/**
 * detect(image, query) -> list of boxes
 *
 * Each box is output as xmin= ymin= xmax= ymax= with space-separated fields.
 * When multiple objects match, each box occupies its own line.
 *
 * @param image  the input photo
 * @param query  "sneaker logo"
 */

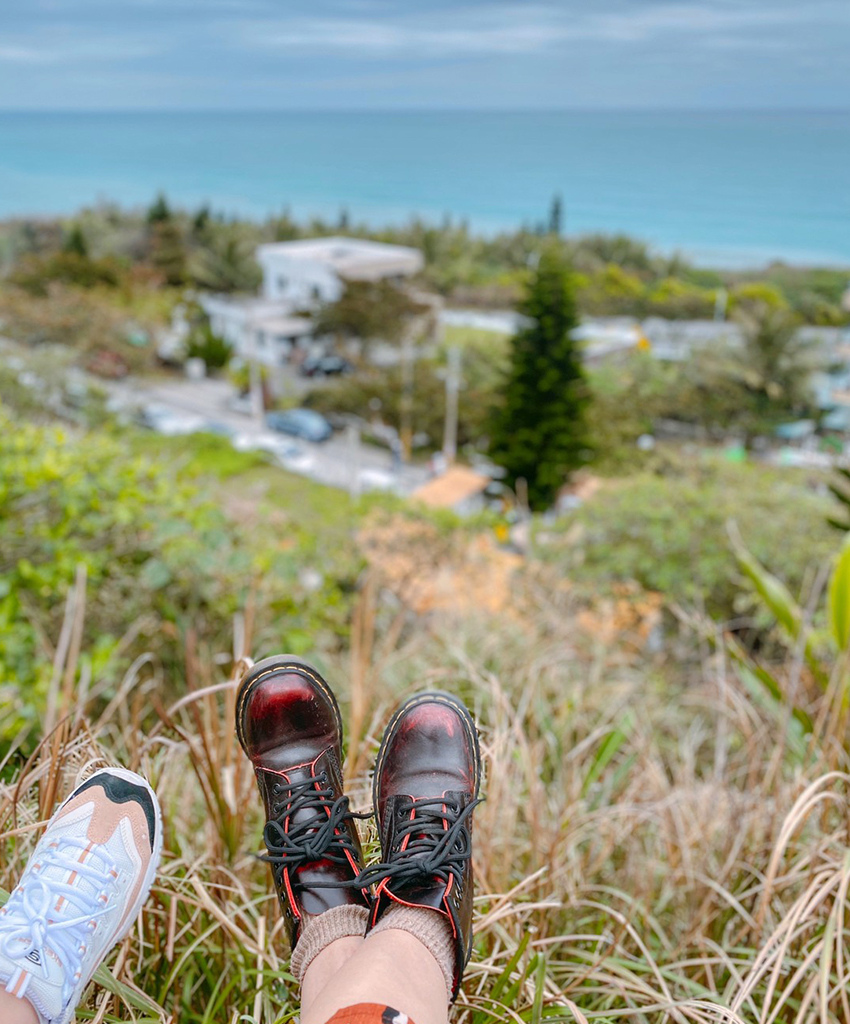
xmin=25 ymin=950 xmax=42 ymax=966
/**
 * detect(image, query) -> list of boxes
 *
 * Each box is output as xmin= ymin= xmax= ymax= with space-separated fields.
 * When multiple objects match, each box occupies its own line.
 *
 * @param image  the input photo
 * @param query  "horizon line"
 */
xmin=1 ymin=106 xmax=849 ymax=116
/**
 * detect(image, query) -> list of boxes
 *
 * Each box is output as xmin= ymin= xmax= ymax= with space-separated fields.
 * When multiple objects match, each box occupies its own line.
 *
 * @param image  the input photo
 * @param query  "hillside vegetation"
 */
xmin=4 ymin=405 xmax=850 ymax=1023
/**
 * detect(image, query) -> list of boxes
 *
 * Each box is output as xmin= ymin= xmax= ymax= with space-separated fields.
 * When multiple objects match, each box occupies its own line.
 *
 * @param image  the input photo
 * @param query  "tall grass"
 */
xmin=3 ymin=563 xmax=850 ymax=1024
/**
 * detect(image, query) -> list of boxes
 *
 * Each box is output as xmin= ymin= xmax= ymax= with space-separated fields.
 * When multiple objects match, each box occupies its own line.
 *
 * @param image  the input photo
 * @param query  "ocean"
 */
xmin=0 ymin=110 xmax=848 ymax=268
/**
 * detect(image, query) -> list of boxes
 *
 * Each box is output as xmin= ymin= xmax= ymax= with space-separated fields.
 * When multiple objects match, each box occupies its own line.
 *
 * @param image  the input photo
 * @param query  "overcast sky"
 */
xmin=1 ymin=0 xmax=848 ymax=111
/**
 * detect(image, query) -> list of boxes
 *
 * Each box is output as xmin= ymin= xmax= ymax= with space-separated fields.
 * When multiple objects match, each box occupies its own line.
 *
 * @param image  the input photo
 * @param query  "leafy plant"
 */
xmin=185 ymin=322 xmax=234 ymax=370
xmin=547 ymin=456 xmax=836 ymax=618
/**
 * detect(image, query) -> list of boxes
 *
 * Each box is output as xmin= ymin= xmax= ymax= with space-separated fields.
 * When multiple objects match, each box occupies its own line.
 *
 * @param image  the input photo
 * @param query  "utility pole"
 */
xmin=346 ymin=421 xmax=361 ymax=499
xmin=247 ymin=319 xmax=264 ymax=429
xmin=442 ymin=343 xmax=462 ymax=463
xmin=399 ymin=331 xmax=414 ymax=461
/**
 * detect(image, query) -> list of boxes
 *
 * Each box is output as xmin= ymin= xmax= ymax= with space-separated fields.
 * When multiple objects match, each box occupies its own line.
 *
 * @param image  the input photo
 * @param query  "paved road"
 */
xmin=108 ymin=376 xmax=431 ymax=495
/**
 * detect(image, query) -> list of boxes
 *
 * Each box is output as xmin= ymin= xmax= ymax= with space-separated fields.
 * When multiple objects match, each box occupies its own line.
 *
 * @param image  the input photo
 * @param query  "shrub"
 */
xmin=8 ymin=251 xmax=124 ymax=295
xmin=575 ymin=263 xmax=646 ymax=316
xmin=544 ymin=456 xmax=836 ymax=617
xmin=644 ymin=276 xmax=716 ymax=319
xmin=0 ymin=410 xmax=355 ymax=742
xmin=185 ymin=322 xmax=234 ymax=370
xmin=0 ymin=284 xmax=152 ymax=374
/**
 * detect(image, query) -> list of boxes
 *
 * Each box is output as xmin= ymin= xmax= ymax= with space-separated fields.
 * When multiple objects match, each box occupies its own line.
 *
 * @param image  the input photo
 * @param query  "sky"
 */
xmin=1 ymin=0 xmax=848 ymax=111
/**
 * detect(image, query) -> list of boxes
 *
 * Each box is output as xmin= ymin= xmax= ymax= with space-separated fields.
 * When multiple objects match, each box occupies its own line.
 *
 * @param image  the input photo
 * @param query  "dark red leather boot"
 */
xmin=236 ymin=655 xmax=371 ymax=944
xmin=364 ymin=691 xmax=481 ymax=999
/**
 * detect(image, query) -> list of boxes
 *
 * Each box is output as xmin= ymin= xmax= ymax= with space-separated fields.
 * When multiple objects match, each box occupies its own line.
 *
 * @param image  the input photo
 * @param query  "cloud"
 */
xmin=229 ymin=1 xmax=848 ymax=59
xmin=235 ymin=7 xmax=564 ymax=57
xmin=0 ymin=45 xmax=53 ymax=64
xmin=2 ymin=0 xmax=848 ymax=109
xmin=0 ymin=33 xmax=169 ymax=65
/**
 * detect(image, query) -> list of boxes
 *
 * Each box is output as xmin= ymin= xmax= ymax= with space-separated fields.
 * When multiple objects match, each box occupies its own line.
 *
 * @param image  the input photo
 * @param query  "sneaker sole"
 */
xmin=372 ymin=690 xmax=482 ymax=815
xmin=234 ymin=654 xmax=344 ymax=758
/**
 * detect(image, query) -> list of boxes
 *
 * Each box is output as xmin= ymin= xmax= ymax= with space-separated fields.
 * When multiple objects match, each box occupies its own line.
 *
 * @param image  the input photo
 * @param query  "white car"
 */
xmin=233 ymin=432 xmax=315 ymax=474
xmin=140 ymin=403 xmax=205 ymax=436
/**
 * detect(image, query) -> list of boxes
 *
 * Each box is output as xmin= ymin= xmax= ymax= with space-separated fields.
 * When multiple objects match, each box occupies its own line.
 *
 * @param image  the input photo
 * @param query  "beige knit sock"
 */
xmin=290 ymin=905 xmax=370 ymax=983
xmin=369 ymin=904 xmax=456 ymax=1000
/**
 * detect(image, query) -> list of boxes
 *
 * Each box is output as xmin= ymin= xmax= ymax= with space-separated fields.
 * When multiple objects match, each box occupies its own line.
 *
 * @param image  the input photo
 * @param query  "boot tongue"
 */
xmin=281 ymin=760 xmax=326 ymax=834
xmin=386 ymin=877 xmax=447 ymax=910
xmin=278 ymin=757 xmax=358 ymax=916
xmin=382 ymin=794 xmax=454 ymax=906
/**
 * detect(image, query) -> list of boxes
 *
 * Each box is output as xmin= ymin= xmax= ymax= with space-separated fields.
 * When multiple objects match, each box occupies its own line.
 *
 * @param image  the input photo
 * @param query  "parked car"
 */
xmin=139 ymin=403 xmax=205 ymax=436
xmin=233 ymin=432 xmax=315 ymax=473
xmin=200 ymin=419 xmax=236 ymax=438
xmin=265 ymin=408 xmax=333 ymax=442
xmin=299 ymin=355 xmax=354 ymax=378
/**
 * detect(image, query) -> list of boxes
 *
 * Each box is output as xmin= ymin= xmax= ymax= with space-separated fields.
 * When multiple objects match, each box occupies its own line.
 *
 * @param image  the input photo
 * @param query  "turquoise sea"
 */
xmin=0 ymin=111 xmax=848 ymax=268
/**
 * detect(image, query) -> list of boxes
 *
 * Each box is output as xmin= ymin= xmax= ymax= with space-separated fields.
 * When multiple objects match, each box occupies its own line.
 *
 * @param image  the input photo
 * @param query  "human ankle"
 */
xmin=369 ymin=905 xmax=454 ymax=1002
xmin=0 ymin=988 xmax=42 ymax=1024
xmin=291 ymin=904 xmax=370 ymax=983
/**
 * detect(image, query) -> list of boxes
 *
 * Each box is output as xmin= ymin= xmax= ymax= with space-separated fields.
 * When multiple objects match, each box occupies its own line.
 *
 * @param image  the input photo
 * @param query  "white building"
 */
xmin=258 ymin=237 xmax=423 ymax=306
xmin=200 ymin=236 xmax=424 ymax=366
xmin=202 ymin=296 xmax=314 ymax=367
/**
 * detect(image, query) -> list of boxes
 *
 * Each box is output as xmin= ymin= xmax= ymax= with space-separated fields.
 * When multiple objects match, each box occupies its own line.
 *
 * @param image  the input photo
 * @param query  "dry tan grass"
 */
xmin=3 ymin=572 xmax=850 ymax=1024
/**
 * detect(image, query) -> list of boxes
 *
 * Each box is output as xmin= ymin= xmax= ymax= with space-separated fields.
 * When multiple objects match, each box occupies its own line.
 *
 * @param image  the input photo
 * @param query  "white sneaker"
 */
xmin=0 ymin=767 xmax=163 ymax=1024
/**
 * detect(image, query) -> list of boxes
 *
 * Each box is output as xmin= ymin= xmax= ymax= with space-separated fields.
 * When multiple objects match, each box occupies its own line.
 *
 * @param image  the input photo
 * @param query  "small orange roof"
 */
xmin=412 ymin=466 xmax=490 ymax=509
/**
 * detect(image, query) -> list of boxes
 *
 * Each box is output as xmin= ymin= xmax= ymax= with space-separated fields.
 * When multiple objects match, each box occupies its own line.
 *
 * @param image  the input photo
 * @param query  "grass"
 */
xmin=4 ymin=544 xmax=850 ymax=1024
xmin=4 ymin=401 xmax=850 ymax=1023
xmin=126 ymin=430 xmax=270 ymax=480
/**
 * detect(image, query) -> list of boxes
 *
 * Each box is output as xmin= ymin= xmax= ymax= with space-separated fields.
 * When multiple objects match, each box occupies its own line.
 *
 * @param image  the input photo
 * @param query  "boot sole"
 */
xmin=372 ymin=690 xmax=482 ymax=814
xmin=235 ymin=654 xmax=344 ymax=757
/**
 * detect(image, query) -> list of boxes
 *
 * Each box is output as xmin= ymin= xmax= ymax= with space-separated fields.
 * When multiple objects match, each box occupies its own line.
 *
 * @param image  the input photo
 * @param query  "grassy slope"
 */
xmin=3 ymin=427 xmax=850 ymax=1022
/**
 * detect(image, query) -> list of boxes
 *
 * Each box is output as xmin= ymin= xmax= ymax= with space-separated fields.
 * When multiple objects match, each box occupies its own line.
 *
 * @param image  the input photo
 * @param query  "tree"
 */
xmin=63 ymin=224 xmax=89 ymax=258
xmin=548 ymin=194 xmax=563 ymax=236
xmin=691 ymin=305 xmax=821 ymax=439
xmin=147 ymin=192 xmax=172 ymax=224
xmin=489 ymin=244 xmax=590 ymax=509
xmin=185 ymin=321 xmax=234 ymax=371
xmin=191 ymin=229 xmax=261 ymax=293
xmin=192 ymin=204 xmax=211 ymax=239
xmin=149 ymin=220 xmax=187 ymax=285
xmin=312 ymin=280 xmax=428 ymax=349
xmin=144 ymin=193 xmax=187 ymax=285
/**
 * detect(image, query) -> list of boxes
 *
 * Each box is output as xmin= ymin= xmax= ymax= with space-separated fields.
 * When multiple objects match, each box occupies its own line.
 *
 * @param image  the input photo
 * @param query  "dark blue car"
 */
xmin=265 ymin=408 xmax=333 ymax=443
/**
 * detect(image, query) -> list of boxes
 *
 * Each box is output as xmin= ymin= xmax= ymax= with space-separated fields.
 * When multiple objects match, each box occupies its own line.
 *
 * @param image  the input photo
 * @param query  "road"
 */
xmin=107 ymin=375 xmax=431 ymax=495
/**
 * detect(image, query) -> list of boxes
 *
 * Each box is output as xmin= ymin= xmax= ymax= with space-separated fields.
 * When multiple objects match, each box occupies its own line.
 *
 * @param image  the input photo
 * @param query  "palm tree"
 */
xmin=191 ymin=230 xmax=261 ymax=294
xmin=693 ymin=307 xmax=823 ymax=438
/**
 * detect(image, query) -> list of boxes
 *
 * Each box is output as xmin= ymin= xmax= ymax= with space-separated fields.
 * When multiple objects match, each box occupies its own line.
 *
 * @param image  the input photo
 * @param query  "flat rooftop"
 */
xmin=256 ymin=237 xmax=424 ymax=281
xmin=412 ymin=465 xmax=490 ymax=509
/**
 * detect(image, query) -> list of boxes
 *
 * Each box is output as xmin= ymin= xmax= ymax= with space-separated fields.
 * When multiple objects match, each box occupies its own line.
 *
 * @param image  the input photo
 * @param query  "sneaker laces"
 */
xmin=355 ymin=795 xmax=480 ymax=891
xmin=0 ymin=839 xmax=118 ymax=1004
xmin=262 ymin=773 xmax=369 ymax=888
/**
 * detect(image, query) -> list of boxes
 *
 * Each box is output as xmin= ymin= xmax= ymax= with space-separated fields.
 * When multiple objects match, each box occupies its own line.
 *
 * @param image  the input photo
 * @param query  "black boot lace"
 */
xmin=262 ymin=773 xmax=369 ymax=889
xmin=355 ymin=795 xmax=481 ymax=891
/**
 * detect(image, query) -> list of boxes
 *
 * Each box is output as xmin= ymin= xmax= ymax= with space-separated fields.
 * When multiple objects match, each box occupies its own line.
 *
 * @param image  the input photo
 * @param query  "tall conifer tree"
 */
xmin=490 ymin=244 xmax=589 ymax=510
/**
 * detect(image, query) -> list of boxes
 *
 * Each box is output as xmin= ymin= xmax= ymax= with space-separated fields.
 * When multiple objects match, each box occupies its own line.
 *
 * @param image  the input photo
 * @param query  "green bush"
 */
xmin=543 ymin=456 xmax=836 ymax=617
xmin=586 ymin=353 xmax=680 ymax=471
xmin=575 ymin=263 xmax=646 ymax=316
xmin=644 ymin=276 xmax=716 ymax=319
xmin=0 ymin=409 xmax=355 ymax=742
xmin=8 ymin=251 xmax=125 ymax=295
xmin=185 ymin=322 xmax=234 ymax=370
